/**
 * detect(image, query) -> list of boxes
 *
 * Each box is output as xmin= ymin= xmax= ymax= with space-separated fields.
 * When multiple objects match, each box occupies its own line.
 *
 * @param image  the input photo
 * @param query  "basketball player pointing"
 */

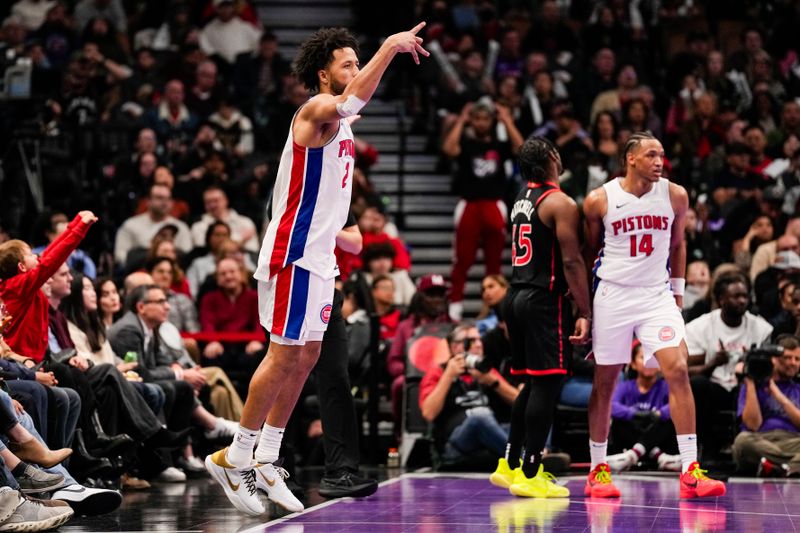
xmin=206 ymin=25 xmax=429 ymax=516
xmin=583 ymin=132 xmax=725 ymax=499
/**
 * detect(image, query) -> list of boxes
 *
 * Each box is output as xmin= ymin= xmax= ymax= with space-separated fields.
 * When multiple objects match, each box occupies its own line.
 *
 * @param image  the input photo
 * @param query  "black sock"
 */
xmin=521 ymin=375 xmax=564 ymax=478
xmin=505 ymin=383 xmax=531 ymax=468
xmin=11 ymin=462 xmax=28 ymax=477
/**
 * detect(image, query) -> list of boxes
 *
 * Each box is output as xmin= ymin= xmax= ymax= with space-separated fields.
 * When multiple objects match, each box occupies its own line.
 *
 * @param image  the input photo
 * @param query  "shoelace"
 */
xmin=688 ymin=465 xmax=710 ymax=481
xmin=273 ymin=465 xmax=290 ymax=480
xmin=593 ymin=466 xmax=613 ymax=484
xmin=537 ymin=471 xmax=560 ymax=484
xmin=241 ymin=469 xmax=258 ymax=497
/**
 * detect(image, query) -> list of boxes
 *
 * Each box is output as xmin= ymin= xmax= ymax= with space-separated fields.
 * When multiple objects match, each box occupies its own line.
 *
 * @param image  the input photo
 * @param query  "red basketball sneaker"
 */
xmin=679 ymin=462 xmax=726 ymax=499
xmin=584 ymin=464 xmax=621 ymax=498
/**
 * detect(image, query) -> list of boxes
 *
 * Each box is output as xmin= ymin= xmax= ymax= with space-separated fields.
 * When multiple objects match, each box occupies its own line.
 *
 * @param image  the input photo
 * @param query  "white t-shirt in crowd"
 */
xmin=685 ymin=309 xmax=773 ymax=391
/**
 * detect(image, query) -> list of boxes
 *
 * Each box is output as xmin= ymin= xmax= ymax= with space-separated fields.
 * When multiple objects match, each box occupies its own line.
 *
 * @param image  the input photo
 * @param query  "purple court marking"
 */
xmin=247 ymin=473 xmax=800 ymax=532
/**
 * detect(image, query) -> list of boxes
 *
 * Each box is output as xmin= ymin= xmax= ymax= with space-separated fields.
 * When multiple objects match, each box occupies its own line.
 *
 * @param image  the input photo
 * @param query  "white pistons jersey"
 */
xmin=594 ymin=177 xmax=674 ymax=287
xmin=255 ymin=102 xmax=354 ymax=282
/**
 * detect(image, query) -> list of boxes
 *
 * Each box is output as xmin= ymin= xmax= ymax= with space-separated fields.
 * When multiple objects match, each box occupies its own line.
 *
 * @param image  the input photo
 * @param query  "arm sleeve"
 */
xmin=21 ymin=216 xmax=90 ymax=298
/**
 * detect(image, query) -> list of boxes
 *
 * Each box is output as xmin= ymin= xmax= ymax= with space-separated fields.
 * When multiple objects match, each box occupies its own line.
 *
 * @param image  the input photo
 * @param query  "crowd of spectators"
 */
xmin=0 ymin=1 xmax=798 ymax=524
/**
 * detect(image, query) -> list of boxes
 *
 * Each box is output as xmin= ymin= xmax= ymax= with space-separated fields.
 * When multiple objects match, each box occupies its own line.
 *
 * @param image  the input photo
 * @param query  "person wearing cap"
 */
xmin=442 ymin=97 xmax=524 ymax=320
xmin=686 ymin=271 xmax=773 ymax=460
xmin=199 ymin=0 xmax=261 ymax=66
xmin=387 ymin=274 xmax=452 ymax=427
xmin=114 ymin=184 xmax=192 ymax=267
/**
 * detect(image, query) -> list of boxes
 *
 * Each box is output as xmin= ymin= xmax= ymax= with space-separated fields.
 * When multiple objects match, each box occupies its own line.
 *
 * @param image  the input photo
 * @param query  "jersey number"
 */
xmin=342 ymin=162 xmax=350 ymax=189
xmin=629 ymin=234 xmax=654 ymax=257
xmin=512 ymin=224 xmax=532 ymax=267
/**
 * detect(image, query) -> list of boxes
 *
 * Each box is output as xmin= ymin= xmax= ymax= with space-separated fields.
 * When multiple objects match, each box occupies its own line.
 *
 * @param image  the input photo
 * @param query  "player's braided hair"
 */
xmin=621 ymin=131 xmax=658 ymax=167
xmin=518 ymin=137 xmax=558 ymax=183
xmin=292 ymin=27 xmax=360 ymax=92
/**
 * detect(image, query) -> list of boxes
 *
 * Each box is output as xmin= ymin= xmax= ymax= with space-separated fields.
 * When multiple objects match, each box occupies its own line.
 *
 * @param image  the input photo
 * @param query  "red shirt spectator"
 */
xmin=0 ymin=213 xmax=95 ymax=362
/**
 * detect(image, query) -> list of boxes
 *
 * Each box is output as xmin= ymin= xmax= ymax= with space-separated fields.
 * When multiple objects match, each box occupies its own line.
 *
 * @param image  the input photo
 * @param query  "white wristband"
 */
xmin=670 ymin=278 xmax=685 ymax=296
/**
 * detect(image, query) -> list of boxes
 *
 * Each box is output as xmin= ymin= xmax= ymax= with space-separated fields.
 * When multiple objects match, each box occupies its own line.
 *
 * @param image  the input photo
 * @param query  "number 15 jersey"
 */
xmin=594 ymin=177 xmax=673 ymax=288
xmin=509 ymin=181 xmax=566 ymax=294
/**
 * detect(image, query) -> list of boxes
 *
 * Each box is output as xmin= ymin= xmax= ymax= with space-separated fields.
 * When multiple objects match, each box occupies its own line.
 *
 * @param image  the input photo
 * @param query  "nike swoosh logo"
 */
xmin=257 ymin=469 xmax=275 ymax=487
xmin=223 ymin=469 xmax=239 ymax=491
xmin=616 ymin=204 xmax=627 ymax=209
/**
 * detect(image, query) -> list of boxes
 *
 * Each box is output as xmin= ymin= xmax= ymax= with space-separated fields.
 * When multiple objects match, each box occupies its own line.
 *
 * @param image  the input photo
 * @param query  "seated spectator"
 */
xmin=606 ymin=342 xmax=680 ymax=472
xmin=151 ymin=3 xmax=197 ymax=53
xmin=745 ymin=124 xmax=774 ymax=179
xmin=208 ymin=96 xmax=255 ymax=160
xmin=198 ymin=258 xmax=264 ymax=372
xmin=750 ymin=219 xmax=800 ymax=282
xmin=114 ymin=184 xmax=193 ymax=268
xmin=11 ymin=0 xmax=56 ymax=32
xmin=186 ymin=221 xmax=231 ymax=296
xmin=755 ymin=250 xmax=800 ymax=322
xmin=771 ymin=278 xmax=800 ymax=339
xmin=476 ymin=274 xmax=508 ymax=336
xmin=733 ymin=334 xmax=800 ymax=476
xmin=193 ymin=238 xmax=257 ymax=305
xmin=32 ymin=211 xmax=96 ymax=279
xmin=146 ymin=256 xmax=199 ymax=334
xmin=358 ymin=242 xmax=416 ymax=307
xmin=732 ymin=215 xmax=774 ymax=273
xmin=387 ymin=275 xmax=452 ymax=426
xmin=145 ymin=236 xmax=191 ymax=297
xmin=0 ymin=212 xmax=96 ymax=363
xmin=590 ymin=63 xmax=649 ymax=124
xmin=684 ymin=260 xmax=711 ymax=312
xmin=687 ymin=272 xmax=773 ymax=459
xmin=133 ymin=166 xmax=191 ymax=222
xmin=419 ymin=322 xmax=518 ymax=463
xmin=190 ymin=186 xmax=259 ymax=254
xmin=185 ymin=60 xmax=222 ymax=120
xmin=199 ymin=0 xmax=261 ymax=66
xmin=96 ymin=278 xmax=122 ymax=329
xmin=144 ymin=80 xmax=199 ymax=164
xmin=711 ymin=142 xmax=763 ymax=216
xmin=371 ymin=274 xmax=402 ymax=343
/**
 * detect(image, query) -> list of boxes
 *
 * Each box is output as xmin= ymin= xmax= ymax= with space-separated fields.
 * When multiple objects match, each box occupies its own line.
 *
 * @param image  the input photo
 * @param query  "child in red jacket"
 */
xmin=0 ymin=211 xmax=97 ymax=362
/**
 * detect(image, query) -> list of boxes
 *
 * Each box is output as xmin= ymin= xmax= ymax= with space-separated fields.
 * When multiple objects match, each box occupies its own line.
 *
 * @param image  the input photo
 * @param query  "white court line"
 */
xmin=239 ymin=475 xmax=407 ymax=532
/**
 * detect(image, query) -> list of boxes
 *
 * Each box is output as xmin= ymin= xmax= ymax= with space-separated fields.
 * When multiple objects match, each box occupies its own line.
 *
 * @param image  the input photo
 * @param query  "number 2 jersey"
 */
xmin=594 ymin=177 xmax=673 ymax=287
xmin=254 ymin=99 xmax=355 ymax=282
xmin=509 ymin=181 xmax=566 ymax=294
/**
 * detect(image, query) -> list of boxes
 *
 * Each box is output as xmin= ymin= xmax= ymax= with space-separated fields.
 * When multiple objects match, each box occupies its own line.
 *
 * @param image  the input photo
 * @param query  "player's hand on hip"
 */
xmin=387 ymin=22 xmax=430 ymax=65
xmin=569 ymin=317 xmax=591 ymax=344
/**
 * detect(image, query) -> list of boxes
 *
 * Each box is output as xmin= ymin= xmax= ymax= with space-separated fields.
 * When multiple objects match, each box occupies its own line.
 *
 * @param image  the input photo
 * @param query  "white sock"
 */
xmin=631 ymin=443 xmax=646 ymax=459
xmin=676 ymin=434 xmax=698 ymax=473
xmin=590 ymin=440 xmax=608 ymax=470
xmin=226 ymin=425 xmax=260 ymax=468
xmin=254 ymin=423 xmax=284 ymax=464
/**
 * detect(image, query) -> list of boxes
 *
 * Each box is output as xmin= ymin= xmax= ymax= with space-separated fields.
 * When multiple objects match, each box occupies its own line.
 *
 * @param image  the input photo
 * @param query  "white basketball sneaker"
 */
xmin=205 ymin=448 xmax=264 ymax=516
xmin=254 ymin=462 xmax=304 ymax=513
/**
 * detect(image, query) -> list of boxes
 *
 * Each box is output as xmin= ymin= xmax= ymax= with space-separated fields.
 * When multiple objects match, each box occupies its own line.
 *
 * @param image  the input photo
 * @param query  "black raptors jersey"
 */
xmin=509 ymin=181 xmax=566 ymax=293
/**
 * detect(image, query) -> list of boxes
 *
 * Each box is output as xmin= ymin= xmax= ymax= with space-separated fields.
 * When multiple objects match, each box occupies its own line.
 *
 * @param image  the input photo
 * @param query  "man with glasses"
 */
xmin=733 ymin=334 xmax=800 ymax=477
xmin=419 ymin=322 xmax=518 ymax=466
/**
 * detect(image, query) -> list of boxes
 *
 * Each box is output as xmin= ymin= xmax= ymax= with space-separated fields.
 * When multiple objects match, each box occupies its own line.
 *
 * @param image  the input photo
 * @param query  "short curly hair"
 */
xmin=518 ymin=137 xmax=558 ymax=183
xmin=293 ymin=27 xmax=359 ymax=92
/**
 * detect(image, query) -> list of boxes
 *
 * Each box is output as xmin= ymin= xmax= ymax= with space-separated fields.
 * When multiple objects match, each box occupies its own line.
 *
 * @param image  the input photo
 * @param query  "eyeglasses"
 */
xmin=456 ymin=337 xmax=481 ymax=343
xmin=143 ymin=298 xmax=168 ymax=305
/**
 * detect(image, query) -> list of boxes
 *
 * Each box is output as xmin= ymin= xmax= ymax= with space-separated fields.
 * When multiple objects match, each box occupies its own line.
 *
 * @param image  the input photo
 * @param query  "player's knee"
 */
xmin=662 ymin=359 xmax=689 ymax=384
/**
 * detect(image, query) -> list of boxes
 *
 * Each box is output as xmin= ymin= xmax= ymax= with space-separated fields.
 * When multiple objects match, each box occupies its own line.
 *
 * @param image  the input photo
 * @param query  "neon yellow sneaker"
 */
xmin=489 ymin=458 xmax=520 ymax=489
xmin=509 ymin=464 xmax=570 ymax=498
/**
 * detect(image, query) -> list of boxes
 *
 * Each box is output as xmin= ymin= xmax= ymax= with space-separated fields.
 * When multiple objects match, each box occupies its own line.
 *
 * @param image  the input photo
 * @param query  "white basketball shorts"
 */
xmin=591 ymin=279 xmax=686 ymax=368
xmin=258 ymin=263 xmax=334 ymax=346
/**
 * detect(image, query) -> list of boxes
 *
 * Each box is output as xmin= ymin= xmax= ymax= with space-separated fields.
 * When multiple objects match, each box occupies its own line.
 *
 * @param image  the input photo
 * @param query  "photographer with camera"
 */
xmin=733 ymin=335 xmax=800 ymax=476
xmin=419 ymin=322 xmax=518 ymax=465
xmin=686 ymin=272 xmax=773 ymax=459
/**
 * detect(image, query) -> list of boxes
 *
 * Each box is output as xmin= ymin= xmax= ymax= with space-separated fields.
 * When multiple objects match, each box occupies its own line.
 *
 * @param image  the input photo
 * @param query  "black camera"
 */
xmin=464 ymin=353 xmax=493 ymax=373
xmin=744 ymin=344 xmax=783 ymax=383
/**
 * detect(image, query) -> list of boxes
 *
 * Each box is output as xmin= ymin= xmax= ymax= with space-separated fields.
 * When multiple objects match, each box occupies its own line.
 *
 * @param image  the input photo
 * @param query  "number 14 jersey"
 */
xmin=595 ymin=177 xmax=673 ymax=288
xmin=509 ymin=181 xmax=566 ymax=293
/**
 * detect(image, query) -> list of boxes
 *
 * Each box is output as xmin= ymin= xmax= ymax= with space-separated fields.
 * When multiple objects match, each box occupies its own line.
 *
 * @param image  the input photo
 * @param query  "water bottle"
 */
xmin=387 ymin=448 xmax=400 ymax=468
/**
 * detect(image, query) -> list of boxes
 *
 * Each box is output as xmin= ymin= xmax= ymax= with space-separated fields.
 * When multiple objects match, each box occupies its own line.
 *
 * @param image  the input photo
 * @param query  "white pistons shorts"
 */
xmin=258 ymin=263 xmax=334 ymax=346
xmin=591 ymin=279 xmax=686 ymax=368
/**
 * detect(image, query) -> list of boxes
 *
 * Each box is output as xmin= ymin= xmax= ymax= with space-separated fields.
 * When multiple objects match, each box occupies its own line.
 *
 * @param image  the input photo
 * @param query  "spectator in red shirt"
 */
xmin=0 ymin=212 xmax=97 ymax=362
xmin=372 ymin=274 xmax=401 ymax=342
xmin=745 ymin=124 xmax=774 ymax=180
xmin=336 ymin=206 xmax=411 ymax=278
xmin=199 ymin=258 xmax=264 ymax=371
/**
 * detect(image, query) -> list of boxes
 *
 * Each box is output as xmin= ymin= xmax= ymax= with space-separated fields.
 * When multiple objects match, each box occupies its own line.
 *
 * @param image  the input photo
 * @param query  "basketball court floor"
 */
xmin=60 ymin=470 xmax=800 ymax=532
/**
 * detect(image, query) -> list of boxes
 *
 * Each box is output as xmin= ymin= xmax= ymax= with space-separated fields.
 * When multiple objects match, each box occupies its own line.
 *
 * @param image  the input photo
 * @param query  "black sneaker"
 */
xmin=318 ymin=471 xmax=378 ymax=499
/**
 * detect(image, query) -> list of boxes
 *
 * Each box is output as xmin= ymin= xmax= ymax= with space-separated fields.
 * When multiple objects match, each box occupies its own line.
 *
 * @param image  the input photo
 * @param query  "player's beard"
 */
xmin=331 ymin=78 xmax=347 ymax=96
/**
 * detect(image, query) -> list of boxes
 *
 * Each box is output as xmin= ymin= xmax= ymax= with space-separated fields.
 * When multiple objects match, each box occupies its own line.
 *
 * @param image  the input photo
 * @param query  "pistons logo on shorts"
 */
xmin=320 ymin=304 xmax=333 ymax=324
xmin=658 ymin=326 xmax=675 ymax=341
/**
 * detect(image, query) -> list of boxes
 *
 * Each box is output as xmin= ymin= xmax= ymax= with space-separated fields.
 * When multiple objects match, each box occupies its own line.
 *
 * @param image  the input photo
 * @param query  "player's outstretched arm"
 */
xmin=669 ymin=183 xmax=689 ymax=309
xmin=301 ymin=22 xmax=430 ymax=126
